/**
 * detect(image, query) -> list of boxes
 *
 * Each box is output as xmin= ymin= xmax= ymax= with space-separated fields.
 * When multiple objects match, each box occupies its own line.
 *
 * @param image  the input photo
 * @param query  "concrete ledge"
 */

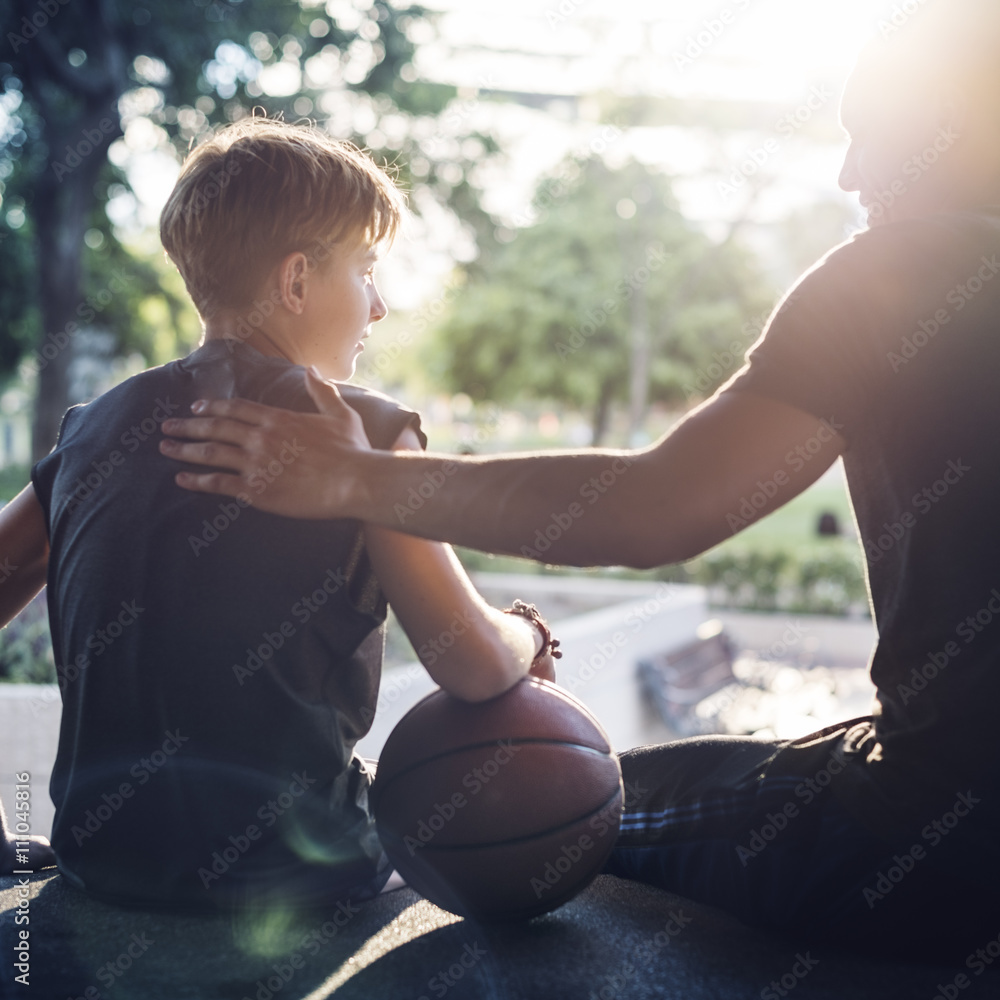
xmin=1 ymin=870 xmax=979 ymax=999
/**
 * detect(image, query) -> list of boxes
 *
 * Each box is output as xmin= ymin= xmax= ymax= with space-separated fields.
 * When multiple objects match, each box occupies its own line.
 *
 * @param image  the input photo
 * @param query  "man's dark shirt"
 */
xmin=31 ymin=340 xmax=424 ymax=908
xmin=726 ymin=208 xmax=1000 ymax=836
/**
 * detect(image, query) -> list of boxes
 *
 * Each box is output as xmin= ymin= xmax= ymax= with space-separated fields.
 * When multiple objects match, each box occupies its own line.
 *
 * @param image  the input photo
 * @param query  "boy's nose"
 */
xmin=370 ymin=287 xmax=388 ymax=323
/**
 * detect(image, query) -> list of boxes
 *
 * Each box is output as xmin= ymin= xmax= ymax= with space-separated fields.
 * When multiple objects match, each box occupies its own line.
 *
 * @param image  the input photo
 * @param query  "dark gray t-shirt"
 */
xmin=726 ymin=209 xmax=1000 ymax=834
xmin=726 ymin=210 xmax=1000 ymax=829
xmin=32 ymin=340 xmax=425 ymax=908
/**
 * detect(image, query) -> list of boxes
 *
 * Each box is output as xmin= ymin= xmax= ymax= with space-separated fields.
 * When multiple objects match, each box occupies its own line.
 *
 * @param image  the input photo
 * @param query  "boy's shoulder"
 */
xmin=336 ymin=383 xmax=428 ymax=452
xmin=48 ymin=359 xmax=185 ymax=447
xmin=182 ymin=340 xmax=427 ymax=451
xmin=338 ymin=379 xmax=420 ymax=417
xmin=49 ymin=341 xmax=425 ymax=454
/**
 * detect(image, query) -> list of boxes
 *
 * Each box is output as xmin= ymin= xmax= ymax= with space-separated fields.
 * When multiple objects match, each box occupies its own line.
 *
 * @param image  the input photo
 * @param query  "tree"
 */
xmin=427 ymin=156 xmax=774 ymax=444
xmin=0 ymin=0 xmax=491 ymax=460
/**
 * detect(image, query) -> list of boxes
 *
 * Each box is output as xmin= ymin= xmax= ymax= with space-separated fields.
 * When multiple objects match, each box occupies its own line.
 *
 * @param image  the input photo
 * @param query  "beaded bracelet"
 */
xmin=502 ymin=599 xmax=563 ymax=661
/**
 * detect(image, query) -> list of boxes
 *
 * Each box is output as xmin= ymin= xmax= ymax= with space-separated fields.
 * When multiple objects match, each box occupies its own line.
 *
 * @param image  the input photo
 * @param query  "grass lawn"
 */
xmin=0 ymin=464 xmax=30 ymax=503
xmin=711 ymin=468 xmax=860 ymax=559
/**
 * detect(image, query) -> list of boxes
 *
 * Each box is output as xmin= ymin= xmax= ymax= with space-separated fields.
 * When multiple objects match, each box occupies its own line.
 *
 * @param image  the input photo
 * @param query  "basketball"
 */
xmin=370 ymin=676 xmax=624 ymax=920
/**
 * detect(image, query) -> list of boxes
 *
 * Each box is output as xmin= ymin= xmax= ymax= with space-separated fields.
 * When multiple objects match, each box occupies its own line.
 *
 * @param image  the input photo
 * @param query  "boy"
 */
xmin=163 ymin=2 xmax=1000 ymax=958
xmin=0 ymin=118 xmax=554 ymax=905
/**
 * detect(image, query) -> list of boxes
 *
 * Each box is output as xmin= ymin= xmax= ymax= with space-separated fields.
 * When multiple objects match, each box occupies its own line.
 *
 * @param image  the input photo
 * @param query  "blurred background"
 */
xmin=0 ymin=0 xmax=903 ymax=801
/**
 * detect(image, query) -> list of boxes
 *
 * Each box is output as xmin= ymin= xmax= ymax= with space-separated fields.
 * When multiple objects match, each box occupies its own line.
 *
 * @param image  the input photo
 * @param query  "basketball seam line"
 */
xmin=378 ymin=784 xmax=624 ymax=853
xmin=372 ymin=738 xmax=613 ymax=803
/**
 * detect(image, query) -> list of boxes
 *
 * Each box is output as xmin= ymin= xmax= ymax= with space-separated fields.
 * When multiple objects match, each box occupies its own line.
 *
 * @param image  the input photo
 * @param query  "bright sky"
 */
xmin=418 ymin=0 xmax=882 ymax=101
xmin=376 ymin=0 xmax=906 ymax=301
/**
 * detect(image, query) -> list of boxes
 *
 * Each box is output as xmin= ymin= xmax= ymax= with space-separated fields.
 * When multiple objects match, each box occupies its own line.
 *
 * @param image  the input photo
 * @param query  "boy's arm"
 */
xmin=0 ymin=485 xmax=55 ymax=873
xmin=364 ymin=425 xmax=551 ymax=703
xmin=0 ymin=485 xmax=50 ymax=628
xmin=0 ymin=795 xmax=56 ymax=874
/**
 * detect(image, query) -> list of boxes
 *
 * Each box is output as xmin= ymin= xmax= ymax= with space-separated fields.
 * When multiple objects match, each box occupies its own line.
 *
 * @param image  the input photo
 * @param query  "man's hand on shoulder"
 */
xmin=160 ymin=368 xmax=373 ymax=519
xmin=158 ymin=371 xmax=847 ymax=566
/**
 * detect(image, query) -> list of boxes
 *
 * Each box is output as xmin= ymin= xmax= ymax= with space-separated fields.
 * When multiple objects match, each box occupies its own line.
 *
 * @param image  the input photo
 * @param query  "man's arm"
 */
xmin=0 ymin=485 xmax=50 ymax=626
xmin=160 ymin=373 xmax=846 ymax=569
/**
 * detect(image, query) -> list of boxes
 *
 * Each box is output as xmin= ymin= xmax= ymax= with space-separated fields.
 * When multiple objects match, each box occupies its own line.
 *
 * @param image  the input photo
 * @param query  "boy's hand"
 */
xmin=528 ymin=651 xmax=557 ymax=684
xmin=160 ymin=369 xmax=373 ymax=519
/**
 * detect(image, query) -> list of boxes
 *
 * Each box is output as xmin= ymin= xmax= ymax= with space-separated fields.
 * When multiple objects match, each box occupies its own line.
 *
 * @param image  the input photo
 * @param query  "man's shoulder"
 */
xmin=785 ymin=209 xmax=1000 ymax=316
xmin=821 ymin=209 xmax=1000 ymax=271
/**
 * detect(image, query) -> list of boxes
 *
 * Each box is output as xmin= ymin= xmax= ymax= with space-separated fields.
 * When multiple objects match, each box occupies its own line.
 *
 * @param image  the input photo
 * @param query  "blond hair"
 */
xmin=160 ymin=117 xmax=405 ymax=319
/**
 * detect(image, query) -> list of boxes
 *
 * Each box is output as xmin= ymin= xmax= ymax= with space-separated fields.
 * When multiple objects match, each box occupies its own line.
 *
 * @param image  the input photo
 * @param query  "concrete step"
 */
xmin=2 ymin=870 xmax=984 ymax=999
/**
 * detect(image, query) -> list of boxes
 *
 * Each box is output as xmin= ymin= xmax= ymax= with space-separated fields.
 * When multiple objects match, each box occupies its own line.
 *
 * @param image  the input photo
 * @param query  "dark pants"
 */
xmin=604 ymin=726 xmax=1000 ymax=963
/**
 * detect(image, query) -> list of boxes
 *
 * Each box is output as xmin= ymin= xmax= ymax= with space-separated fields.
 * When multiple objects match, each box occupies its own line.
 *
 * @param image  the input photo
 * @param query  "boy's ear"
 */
xmin=277 ymin=251 xmax=310 ymax=315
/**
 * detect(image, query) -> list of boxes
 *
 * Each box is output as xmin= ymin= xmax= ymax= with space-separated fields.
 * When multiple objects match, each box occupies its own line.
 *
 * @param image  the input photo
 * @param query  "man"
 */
xmin=161 ymin=2 xmax=1000 ymax=958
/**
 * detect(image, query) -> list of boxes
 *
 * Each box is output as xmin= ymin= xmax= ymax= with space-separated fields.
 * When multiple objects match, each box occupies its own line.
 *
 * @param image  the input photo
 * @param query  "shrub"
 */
xmin=0 ymin=590 xmax=56 ymax=683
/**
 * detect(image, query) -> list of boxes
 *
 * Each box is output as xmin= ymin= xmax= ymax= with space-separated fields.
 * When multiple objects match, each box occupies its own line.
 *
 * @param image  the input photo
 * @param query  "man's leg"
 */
xmin=606 ymin=733 xmax=797 ymax=924
xmin=605 ymin=730 xmax=998 ymax=962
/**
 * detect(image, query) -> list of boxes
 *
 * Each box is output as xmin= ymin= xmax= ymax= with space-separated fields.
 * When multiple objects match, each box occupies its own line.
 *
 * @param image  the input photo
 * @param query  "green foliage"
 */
xmin=691 ymin=545 xmax=867 ymax=616
xmin=790 ymin=549 xmax=868 ymax=615
xmin=427 ymin=156 xmax=775 ymax=441
xmin=0 ymin=0 xmax=434 ymax=372
xmin=0 ymin=152 xmax=196 ymax=381
xmin=1 ymin=0 xmax=505 ymax=461
xmin=693 ymin=549 xmax=790 ymax=611
xmin=455 ymin=543 xmax=866 ymax=617
xmin=0 ymin=154 xmax=40 ymax=373
xmin=80 ymin=172 xmax=198 ymax=362
xmin=0 ymin=592 xmax=54 ymax=683
xmin=0 ymin=463 xmax=29 ymax=502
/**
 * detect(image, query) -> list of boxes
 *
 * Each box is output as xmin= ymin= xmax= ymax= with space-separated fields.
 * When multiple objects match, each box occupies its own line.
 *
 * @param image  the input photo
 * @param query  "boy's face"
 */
xmin=299 ymin=236 xmax=387 ymax=381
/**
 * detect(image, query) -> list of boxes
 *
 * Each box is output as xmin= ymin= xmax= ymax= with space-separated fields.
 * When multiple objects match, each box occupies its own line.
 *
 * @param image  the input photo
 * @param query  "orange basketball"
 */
xmin=370 ymin=677 xmax=623 ymax=920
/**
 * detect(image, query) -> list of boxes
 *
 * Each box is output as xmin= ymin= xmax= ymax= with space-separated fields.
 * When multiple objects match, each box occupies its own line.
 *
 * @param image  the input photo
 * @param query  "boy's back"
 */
xmin=32 ymin=340 xmax=422 ymax=908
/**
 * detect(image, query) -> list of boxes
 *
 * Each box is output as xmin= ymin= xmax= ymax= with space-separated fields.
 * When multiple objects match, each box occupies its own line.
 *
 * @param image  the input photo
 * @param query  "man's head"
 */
xmin=839 ymin=0 xmax=1000 ymax=227
xmin=160 ymin=117 xmax=404 ymax=322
